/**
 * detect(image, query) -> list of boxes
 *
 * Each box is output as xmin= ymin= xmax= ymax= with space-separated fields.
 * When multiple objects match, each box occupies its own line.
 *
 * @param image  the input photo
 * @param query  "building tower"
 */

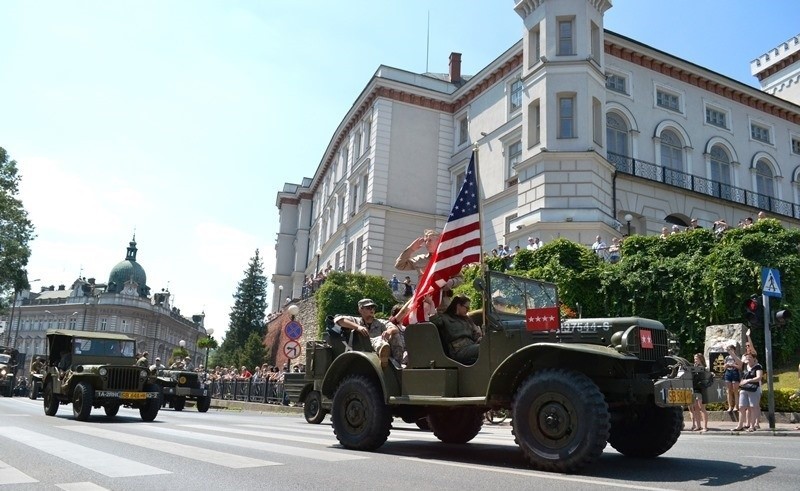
xmin=513 ymin=0 xmax=620 ymax=240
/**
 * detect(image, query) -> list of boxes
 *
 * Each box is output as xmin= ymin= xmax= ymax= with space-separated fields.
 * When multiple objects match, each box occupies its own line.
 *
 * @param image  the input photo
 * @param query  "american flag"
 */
xmin=405 ymin=151 xmax=482 ymax=323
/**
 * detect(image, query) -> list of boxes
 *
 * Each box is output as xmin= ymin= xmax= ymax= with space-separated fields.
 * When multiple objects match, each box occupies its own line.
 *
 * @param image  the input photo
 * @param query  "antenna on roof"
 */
xmin=426 ymin=10 xmax=430 ymax=73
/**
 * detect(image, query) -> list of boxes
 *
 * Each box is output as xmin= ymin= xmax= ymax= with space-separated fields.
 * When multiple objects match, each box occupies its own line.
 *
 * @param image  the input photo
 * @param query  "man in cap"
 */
xmin=334 ymin=298 xmax=403 ymax=368
xmin=395 ymin=229 xmax=463 ymax=311
xmin=150 ymin=357 xmax=165 ymax=373
xmin=136 ymin=351 xmax=149 ymax=368
xmin=184 ymin=356 xmax=195 ymax=371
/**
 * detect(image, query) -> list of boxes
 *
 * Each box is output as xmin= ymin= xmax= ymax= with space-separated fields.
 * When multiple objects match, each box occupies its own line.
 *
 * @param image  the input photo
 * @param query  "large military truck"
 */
xmin=42 ymin=330 xmax=161 ymax=422
xmin=154 ymin=369 xmax=212 ymax=412
xmin=295 ymin=270 xmax=724 ymax=473
xmin=0 ymin=346 xmax=20 ymax=397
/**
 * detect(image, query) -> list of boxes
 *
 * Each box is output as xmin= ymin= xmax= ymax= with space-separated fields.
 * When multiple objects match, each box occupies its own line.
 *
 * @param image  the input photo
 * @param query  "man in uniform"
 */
xmin=395 ymin=229 xmax=462 ymax=311
xmin=334 ymin=298 xmax=403 ymax=368
xmin=136 ymin=351 xmax=149 ymax=368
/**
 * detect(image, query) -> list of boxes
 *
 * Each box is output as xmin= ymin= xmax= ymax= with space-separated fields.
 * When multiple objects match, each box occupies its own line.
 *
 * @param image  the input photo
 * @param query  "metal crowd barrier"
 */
xmin=208 ymin=379 xmax=287 ymax=405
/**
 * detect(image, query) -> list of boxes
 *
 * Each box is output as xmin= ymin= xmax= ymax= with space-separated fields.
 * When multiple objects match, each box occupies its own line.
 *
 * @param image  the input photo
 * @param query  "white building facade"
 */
xmin=273 ymin=0 xmax=800 ymax=310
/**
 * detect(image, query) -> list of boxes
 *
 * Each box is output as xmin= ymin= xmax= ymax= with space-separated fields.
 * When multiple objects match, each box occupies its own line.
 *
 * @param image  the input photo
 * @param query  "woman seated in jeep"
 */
xmin=429 ymin=295 xmax=482 ymax=365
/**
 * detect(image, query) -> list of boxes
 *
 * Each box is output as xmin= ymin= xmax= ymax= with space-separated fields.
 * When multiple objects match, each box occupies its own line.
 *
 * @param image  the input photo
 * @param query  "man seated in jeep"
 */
xmin=334 ymin=298 xmax=403 ymax=368
xmin=429 ymin=294 xmax=482 ymax=365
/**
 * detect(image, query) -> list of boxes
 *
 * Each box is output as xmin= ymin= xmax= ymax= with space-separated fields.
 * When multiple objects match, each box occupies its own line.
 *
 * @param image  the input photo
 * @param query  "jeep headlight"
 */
xmin=0 ymin=369 xmax=5 ymax=376
xmin=99 ymin=368 xmax=108 ymax=376
xmin=139 ymin=370 xmax=148 ymax=379
xmin=178 ymin=376 xmax=187 ymax=385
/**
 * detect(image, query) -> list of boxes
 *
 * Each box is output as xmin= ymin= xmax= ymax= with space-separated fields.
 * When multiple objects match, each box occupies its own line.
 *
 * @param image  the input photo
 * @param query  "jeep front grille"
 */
xmin=623 ymin=326 xmax=668 ymax=362
xmin=106 ymin=367 xmax=142 ymax=391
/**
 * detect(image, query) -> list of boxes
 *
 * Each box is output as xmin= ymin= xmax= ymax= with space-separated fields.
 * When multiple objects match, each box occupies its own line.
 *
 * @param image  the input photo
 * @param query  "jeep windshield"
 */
xmin=488 ymin=272 xmax=559 ymax=317
xmin=72 ymin=338 xmax=136 ymax=358
xmin=0 ymin=354 xmax=10 ymax=364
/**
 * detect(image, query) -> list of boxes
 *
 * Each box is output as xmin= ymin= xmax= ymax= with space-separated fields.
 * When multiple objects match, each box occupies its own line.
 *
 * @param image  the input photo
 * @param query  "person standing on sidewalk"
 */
xmin=723 ymin=344 xmax=742 ymax=413
xmin=732 ymin=352 xmax=763 ymax=432
xmin=689 ymin=353 xmax=709 ymax=432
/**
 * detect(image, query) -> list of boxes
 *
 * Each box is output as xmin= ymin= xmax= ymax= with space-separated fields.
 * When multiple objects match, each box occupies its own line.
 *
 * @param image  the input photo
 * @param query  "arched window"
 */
xmin=660 ymin=129 xmax=684 ymax=187
xmin=755 ymin=158 xmax=775 ymax=210
xmin=606 ymin=113 xmax=629 ymax=169
xmin=709 ymin=145 xmax=732 ymax=198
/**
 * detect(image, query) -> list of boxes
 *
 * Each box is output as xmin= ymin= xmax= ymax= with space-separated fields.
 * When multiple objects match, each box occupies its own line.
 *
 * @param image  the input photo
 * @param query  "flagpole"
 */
xmin=472 ymin=144 xmax=487 ymax=328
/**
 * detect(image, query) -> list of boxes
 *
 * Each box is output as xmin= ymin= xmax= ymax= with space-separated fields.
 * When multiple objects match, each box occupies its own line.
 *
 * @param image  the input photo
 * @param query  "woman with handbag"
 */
xmin=732 ymin=352 xmax=763 ymax=432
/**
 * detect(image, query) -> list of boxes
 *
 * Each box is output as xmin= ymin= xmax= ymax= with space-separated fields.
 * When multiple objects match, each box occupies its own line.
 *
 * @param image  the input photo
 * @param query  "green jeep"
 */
xmin=299 ymin=270 xmax=724 ymax=473
xmin=155 ymin=369 xmax=211 ymax=412
xmin=42 ymin=329 xmax=161 ymax=422
xmin=0 ymin=346 xmax=20 ymax=397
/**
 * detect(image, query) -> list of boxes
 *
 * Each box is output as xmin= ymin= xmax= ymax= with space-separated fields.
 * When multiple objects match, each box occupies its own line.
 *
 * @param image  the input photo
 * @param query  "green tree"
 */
xmin=238 ymin=332 xmax=268 ymax=370
xmin=217 ymin=249 xmax=268 ymax=366
xmin=0 ymin=147 xmax=36 ymax=311
xmin=198 ymin=335 xmax=219 ymax=369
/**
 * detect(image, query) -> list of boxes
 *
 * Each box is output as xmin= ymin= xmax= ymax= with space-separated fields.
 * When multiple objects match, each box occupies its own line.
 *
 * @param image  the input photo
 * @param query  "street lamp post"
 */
xmin=624 ymin=213 xmax=633 ymax=236
xmin=203 ymin=328 xmax=214 ymax=372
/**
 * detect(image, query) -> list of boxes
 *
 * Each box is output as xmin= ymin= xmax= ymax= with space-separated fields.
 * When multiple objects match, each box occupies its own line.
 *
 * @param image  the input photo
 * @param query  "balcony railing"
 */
xmin=607 ymin=152 xmax=799 ymax=220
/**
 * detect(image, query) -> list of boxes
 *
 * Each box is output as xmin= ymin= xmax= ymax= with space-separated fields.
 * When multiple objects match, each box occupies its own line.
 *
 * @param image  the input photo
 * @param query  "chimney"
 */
xmin=449 ymin=52 xmax=462 ymax=84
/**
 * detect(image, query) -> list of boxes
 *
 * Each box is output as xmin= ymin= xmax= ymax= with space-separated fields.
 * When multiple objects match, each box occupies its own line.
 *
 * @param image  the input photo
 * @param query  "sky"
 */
xmin=1 ymin=0 xmax=798 ymax=341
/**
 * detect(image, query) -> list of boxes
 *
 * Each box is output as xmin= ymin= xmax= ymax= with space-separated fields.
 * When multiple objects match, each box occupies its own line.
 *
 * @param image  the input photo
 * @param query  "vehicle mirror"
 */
xmin=473 ymin=278 xmax=484 ymax=291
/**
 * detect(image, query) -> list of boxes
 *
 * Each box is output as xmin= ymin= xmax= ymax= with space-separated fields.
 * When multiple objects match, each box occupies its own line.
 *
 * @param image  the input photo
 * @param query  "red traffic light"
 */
xmin=743 ymin=295 xmax=763 ymax=327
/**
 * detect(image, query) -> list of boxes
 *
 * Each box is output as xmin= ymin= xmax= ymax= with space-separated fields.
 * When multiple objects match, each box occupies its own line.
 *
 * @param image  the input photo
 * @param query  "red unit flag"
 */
xmin=639 ymin=329 xmax=654 ymax=349
xmin=526 ymin=307 xmax=560 ymax=332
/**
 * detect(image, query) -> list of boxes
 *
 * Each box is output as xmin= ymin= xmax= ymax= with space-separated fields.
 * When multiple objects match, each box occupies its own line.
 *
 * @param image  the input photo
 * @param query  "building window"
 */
xmin=606 ymin=113 xmax=629 ymax=163
xmin=455 ymin=170 xmax=466 ymax=194
xmin=590 ymin=21 xmax=600 ymax=61
xmin=364 ymin=120 xmax=372 ymax=150
xmin=558 ymin=95 xmax=575 ymax=139
xmin=507 ymin=140 xmax=522 ymax=184
xmin=606 ymin=73 xmax=626 ymax=94
xmin=509 ymin=79 xmax=523 ymax=113
xmin=557 ymin=18 xmax=574 ymax=56
xmin=660 ymin=129 xmax=683 ymax=186
xmin=705 ymin=107 xmax=727 ymax=129
xmin=792 ymin=137 xmax=800 ymax=155
xmin=121 ymin=319 xmax=128 ymax=333
xmin=528 ymin=24 xmax=541 ymax=67
xmin=354 ymin=131 xmax=362 ymax=159
xmin=709 ymin=145 xmax=732 ymax=198
xmin=527 ymin=99 xmax=540 ymax=147
xmin=351 ymin=183 xmax=359 ymax=215
xmin=100 ymin=318 xmax=107 ymax=331
xmin=755 ymin=158 xmax=775 ymax=209
xmin=656 ymin=90 xmax=680 ymax=112
xmin=458 ymin=116 xmax=469 ymax=145
xmin=504 ymin=213 xmax=518 ymax=234
xmin=338 ymin=196 xmax=345 ymax=224
xmin=592 ymin=98 xmax=602 ymax=145
xmin=355 ymin=236 xmax=364 ymax=271
xmin=750 ymin=123 xmax=771 ymax=144
xmin=360 ymin=174 xmax=368 ymax=204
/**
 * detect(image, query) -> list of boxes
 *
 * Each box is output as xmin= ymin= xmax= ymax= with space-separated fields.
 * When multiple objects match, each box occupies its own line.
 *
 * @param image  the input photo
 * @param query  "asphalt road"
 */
xmin=1 ymin=396 xmax=799 ymax=490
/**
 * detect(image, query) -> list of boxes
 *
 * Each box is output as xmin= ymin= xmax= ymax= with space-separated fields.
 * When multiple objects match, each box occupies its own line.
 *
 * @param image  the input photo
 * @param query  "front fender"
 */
xmin=320 ymin=351 xmax=400 ymax=402
xmin=487 ymin=343 xmax=636 ymax=399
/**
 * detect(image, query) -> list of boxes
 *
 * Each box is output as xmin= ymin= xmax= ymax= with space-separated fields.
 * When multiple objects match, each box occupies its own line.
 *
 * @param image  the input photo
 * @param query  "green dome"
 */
xmin=107 ymin=237 xmax=149 ymax=297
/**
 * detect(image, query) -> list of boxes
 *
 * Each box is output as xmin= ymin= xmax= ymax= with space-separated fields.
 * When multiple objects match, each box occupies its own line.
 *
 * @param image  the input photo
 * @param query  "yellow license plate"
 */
xmin=667 ymin=388 xmax=693 ymax=405
xmin=121 ymin=392 xmax=146 ymax=400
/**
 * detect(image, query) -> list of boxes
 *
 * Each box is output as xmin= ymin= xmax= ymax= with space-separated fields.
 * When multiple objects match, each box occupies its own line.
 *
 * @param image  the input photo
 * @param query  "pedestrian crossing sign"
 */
xmin=761 ymin=267 xmax=782 ymax=298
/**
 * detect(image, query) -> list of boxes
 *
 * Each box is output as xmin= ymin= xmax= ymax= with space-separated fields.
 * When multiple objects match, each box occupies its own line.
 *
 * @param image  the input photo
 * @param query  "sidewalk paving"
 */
xmin=683 ymin=410 xmax=800 ymax=436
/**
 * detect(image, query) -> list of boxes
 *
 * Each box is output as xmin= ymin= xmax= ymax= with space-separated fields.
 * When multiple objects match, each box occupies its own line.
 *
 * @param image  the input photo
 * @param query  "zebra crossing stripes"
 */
xmin=0 ymin=457 xmax=37 ymax=485
xmin=2 ymin=427 xmax=169 ymax=477
xmin=62 ymin=425 xmax=279 ymax=468
xmin=56 ymin=482 xmax=111 ymax=491
xmin=134 ymin=425 xmax=367 ymax=462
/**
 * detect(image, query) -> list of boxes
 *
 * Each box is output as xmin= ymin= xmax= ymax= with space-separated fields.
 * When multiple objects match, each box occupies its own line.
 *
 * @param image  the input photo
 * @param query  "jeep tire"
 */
xmin=331 ymin=375 xmax=390 ymax=451
xmin=73 ymin=382 xmax=94 ymax=421
xmin=608 ymin=403 xmax=683 ymax=458
xmin=173 ymin=396 xmax=186 ymax=411
xmin=139 ymin=383 xmax=160 ymax=422
xmin=304 ymin=390 xmax=326 ymax=424
xmin=29 ymin=382 xmax=40 ymax=400
xmin=104 ymin=403 xmax=121 ymax=418
xmin=196 ymin=395 xmax=211 ymax=413
xmin=428 ymin=408 xmax=484 ymax=443
xmin=43 ymin=380 xmax=59 ymax=416
xmin=512 ymin=369 xmax=609 ymax=473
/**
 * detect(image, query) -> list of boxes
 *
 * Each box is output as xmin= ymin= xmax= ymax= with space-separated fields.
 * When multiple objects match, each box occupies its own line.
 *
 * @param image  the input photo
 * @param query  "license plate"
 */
xmin=666 ymin=388 xmax=693 ymax=405
xmin=121 ymin=392 xmax=147 ymax=400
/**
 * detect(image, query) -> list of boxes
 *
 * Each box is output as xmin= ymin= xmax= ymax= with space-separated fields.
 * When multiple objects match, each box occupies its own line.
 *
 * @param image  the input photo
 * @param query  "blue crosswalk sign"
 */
xmin=761 ymin=267 xmax=782 ymax=298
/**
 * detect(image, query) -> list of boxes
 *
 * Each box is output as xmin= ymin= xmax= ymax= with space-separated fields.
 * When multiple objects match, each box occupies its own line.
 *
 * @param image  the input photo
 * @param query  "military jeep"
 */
xmin=302 ymin=270 xmax=724 ymax=473
xmin=154 ymin=369 xmax=211 ymax=412
xmin=42 ymin=330 xmax=161 ymax=421
xmin=0 ymin=346 xmax=20 ymax=397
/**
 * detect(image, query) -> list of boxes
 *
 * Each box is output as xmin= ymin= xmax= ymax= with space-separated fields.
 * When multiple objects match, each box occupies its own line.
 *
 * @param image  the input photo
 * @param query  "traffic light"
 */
xmin=743 ymin=295 xmax=763 ymax=327
xmin=775 ymin=309 xmax=791 ymax=326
